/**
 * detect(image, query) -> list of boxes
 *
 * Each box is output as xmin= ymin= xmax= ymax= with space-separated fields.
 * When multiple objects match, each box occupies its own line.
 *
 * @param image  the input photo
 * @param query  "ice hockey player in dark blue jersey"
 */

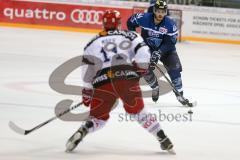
xmin=127 ymin=0 xmax=189 ymax=105
xmin=148 ymin=0 xmax=157 ymax=13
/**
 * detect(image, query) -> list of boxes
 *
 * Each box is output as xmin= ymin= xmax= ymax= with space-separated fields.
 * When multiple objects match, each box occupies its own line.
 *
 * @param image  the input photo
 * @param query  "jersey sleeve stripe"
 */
xmin=141 ymin=26 xmax=164 ymax=35
xmin=167 ymin=31 xmax=178 ymax=36
xmin=134 ymin=42 xmax=147 ymax=54
xmin=141 ymin=26 xmax=178 ymax=36
xmin=82 ymin=56 xmax=94 ymax=65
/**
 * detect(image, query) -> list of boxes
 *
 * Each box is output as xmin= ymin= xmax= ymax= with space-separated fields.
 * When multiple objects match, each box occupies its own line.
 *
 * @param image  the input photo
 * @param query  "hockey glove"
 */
xmin=150 ymin=50 xmax=162 ymax=70
xmin=82 ymin=88 xmax=93 ymax=107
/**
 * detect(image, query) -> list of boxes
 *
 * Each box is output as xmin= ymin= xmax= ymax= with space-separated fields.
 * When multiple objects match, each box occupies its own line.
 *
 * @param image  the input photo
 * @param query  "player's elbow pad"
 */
xmin=170 ymin=36 xmax=177 ymax=44
xmin=171 ymin=37 xmax=177 ymax=44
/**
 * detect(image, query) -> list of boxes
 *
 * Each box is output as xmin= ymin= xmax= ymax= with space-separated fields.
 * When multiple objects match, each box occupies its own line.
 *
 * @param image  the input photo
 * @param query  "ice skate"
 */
xmin=65 ymin=126 xmax=88 ymax=152
xmin=176 ymin=95 xmax=189 ymax=105
xmin=157 ymin=130 xmax=175 ymax=154
xmin=175 ymin=91 xmax=189 ymax=106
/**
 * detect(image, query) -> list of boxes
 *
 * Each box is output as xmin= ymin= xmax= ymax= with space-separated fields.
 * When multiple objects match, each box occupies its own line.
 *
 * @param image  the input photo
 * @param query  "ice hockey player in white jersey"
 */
xmin=65 ymin=10 xmax=174 ymax=153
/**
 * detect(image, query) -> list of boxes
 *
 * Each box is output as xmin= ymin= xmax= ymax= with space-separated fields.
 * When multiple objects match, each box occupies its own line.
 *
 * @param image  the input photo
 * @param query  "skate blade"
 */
xmin=65 ymin=132 xmax=81 ymax=152
xmin=167 ymin=148 xmax=176 ymax=155
xmin=65 ymin=142 xmax=75 ymax=153
xmin=65 ymin=148 xmax=72 ymax=153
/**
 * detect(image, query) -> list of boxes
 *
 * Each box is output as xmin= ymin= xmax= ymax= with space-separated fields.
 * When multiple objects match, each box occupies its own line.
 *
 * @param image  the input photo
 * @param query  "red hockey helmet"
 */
xmin=102 ymin=10 xmax=121 ymax=31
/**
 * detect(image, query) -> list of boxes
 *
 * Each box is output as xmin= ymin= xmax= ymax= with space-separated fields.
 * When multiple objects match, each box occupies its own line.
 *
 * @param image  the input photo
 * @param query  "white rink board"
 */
xmin=180 ymin=6 xmax=240 ymax=41
xmin=0 ymin=27 xmax=240 ymax=160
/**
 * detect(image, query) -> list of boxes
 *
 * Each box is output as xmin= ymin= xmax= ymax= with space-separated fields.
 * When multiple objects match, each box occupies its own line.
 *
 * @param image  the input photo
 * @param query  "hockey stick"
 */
xmin=9 ymin=102 xmax=83 ymax=135
xmin=154 ymin=64 xmax=197 ymax=108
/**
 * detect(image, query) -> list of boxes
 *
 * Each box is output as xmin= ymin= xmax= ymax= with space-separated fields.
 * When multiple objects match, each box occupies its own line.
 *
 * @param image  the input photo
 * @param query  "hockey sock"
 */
xmin=82 ymin=118 xmax=107 ymax=133
xmin=131 ymin=108 xmax=162 ymax=137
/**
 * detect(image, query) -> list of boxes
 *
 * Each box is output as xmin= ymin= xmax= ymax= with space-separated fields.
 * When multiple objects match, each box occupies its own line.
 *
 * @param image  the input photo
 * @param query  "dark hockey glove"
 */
xmin=150 ymin=50 xmax=162 ymax=70
xmin=82 ymin=88 xmax=93 ymax=107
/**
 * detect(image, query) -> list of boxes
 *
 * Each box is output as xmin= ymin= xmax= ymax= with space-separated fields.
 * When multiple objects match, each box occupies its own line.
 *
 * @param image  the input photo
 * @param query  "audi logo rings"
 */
xmin=71 ymin=9 xmax=104 ymax=25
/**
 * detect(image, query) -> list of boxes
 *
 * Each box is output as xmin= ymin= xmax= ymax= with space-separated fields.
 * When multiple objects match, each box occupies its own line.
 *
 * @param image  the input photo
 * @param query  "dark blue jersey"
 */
xmin=127 ymin=12 xmax=178 ymax=54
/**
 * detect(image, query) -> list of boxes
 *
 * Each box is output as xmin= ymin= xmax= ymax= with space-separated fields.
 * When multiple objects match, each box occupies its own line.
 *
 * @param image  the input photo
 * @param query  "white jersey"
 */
xmin=82 ymin=30 xmax=150 ymax=89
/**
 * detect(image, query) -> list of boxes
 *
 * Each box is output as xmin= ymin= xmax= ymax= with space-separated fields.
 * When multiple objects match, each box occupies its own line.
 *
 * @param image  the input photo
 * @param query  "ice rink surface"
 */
xmin=1 ymin=27 xmax=240 ymax=160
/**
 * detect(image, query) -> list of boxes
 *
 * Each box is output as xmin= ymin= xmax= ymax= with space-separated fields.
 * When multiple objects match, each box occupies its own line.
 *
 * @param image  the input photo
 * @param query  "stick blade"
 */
xmin=188 ymin=100 xmax=197 ymax=107
xmin=8 ymin=121 xmax=27 ymax=135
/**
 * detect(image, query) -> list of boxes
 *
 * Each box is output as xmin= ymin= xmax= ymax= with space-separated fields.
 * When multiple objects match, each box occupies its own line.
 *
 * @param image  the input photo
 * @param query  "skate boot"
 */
xmin=157 ymin=130 xmax=175 ymax=154
xmin=65 ymin=126 xmax=88 ymax=152
xmin=152 ymin=86 xmax=159 ymax=102
xmin=176 ymin=91 xmax=189 ymax=106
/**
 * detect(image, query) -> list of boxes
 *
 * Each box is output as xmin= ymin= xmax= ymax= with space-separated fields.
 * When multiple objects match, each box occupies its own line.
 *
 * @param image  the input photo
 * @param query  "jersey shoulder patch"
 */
xmin=130 ymin=12 xmax=152 ymax=26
